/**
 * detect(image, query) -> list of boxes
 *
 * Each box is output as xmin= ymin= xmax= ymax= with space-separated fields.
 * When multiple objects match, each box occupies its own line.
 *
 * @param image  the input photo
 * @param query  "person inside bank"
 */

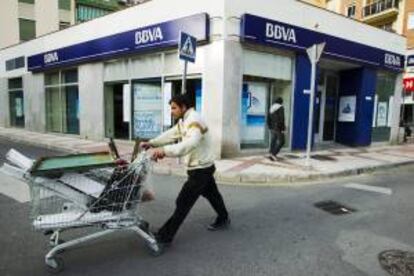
xmin=267 ymin=97 xmax=286 ymax=161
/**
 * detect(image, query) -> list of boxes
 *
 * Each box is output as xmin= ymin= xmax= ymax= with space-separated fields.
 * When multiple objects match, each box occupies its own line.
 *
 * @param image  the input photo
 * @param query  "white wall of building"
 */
xmin=24 ymin=73 xmax=46 ymax=132
xmin=0 ymin=0 xmax=19 ymax=49
xmin=219 ymin=39 xmax=243 ymax=156
xmin=18 ymin=2 xmax=35 ymax=21
xmin=0 ymin=78 xmax=9 ymax=127
xmin=36 ymin=0 xmax=59 ymax=37
xmin=79 ymin=63 xmax=106 ymax=140
xmin=390 ymin=73 xmax=405 ymax=144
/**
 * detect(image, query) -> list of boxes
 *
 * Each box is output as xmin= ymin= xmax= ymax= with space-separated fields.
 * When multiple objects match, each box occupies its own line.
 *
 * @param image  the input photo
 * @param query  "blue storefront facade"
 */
xmin=240 ymin=14 xmax=404 ymax=151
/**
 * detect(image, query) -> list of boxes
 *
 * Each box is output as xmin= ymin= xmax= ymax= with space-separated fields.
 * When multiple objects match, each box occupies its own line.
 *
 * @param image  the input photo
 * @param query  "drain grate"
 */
xmin=378 ymin=250 xmax=414 ymax=276
xmin=311 ymin=155 xmax=337 ymax=161
xmin=314 ymin=200 xmax=356 ymax=215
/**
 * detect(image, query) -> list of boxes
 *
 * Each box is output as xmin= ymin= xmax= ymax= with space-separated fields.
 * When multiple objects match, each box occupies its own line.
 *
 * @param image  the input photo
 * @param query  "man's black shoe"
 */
xmin=146 ymin=233 xmax=171 ymax=256
xmin=153 ymin=233 xmax=172 ymax=247
xmin=207 ymin=217 xmax=231 ymax=231
xmin=149 ymin=233 xmax=172 ymax=256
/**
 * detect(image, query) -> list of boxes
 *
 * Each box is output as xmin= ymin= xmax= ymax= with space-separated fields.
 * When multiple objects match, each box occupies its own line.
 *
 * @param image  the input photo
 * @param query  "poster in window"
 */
xmin=246 ymin=82 xmax=267 ymax=116
xmin=15 ymin=98 xmax=24 ymax=118
xmin=376 ymin=102 xmax=388 ymax=127
xmin=133 ymin=83 xmax=162 ymax=111
xmin=133 ymin=111 xmax=162 ymax=139
xmin=133 ymin=83 xmax=162 ymax=138
xmin=241 ymin=82 xmax=267 ymax=142
xmin=338 ymin=96 xmax=356 ymax=122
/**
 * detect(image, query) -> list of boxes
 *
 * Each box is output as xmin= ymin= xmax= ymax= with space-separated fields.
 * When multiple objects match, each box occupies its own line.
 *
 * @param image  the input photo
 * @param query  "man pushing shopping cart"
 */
xmin=141 ymin=94 xmax=230 ymax=252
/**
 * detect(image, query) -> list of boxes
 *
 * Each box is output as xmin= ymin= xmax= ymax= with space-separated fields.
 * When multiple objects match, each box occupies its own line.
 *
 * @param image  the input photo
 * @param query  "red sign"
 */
xmin=403 ymin=77 xmax=414 ymax=92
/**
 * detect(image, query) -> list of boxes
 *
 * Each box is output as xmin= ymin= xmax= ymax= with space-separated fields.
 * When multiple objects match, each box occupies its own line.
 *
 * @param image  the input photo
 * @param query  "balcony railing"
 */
xmin=363 ymin=0 xmax=399 ymax=18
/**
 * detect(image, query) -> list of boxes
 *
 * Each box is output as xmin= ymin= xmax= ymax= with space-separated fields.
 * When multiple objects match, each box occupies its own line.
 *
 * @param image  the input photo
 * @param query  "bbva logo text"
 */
xmin=266 ymin=23 xmax=297 ymax=44
xmin=384 ymin=53 xmax=402 ymax=67
xmin=44 ymin=52 xmax=59 ymax=64
xmin=135 ymin=27 xmax=163 ymax=45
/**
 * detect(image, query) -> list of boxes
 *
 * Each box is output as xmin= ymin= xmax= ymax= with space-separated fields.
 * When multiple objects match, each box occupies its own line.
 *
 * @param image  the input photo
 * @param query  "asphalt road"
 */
xmin=0 ymin=138 xmax=413 ymax=276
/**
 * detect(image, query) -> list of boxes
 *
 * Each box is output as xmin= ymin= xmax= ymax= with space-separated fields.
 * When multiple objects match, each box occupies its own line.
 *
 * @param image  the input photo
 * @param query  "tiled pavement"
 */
xmin=1 ymin=127 xmax=414 ymax=185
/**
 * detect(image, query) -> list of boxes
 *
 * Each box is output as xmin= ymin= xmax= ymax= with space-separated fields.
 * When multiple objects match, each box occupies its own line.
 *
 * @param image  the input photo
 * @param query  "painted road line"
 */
xmin=0 ymin=172 xmax=30 ymax=203
xmin=344 ymin=183 xmax=393 ymax=195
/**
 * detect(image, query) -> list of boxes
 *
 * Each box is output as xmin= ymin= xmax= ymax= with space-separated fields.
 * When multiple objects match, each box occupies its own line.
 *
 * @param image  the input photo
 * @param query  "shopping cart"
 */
xmin=1 ymin=148 xmax=161 ymax=273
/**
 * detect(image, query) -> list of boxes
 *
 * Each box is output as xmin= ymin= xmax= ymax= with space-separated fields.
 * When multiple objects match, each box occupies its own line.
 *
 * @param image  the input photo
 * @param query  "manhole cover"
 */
xmin=314 ymin=200 xmax=356 ymax=215
xmin=311 ymin=155 xmax=337 ymax=161
xmin=379 ymin=250 xmax=414 ymax=276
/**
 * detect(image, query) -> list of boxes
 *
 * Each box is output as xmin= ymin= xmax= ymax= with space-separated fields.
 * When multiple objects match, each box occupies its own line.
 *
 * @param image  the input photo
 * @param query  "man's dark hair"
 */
xmin=274 ymin=97 xmax=283 ymax=105
xmin=169 ymin=94 xmax=192 ymax=108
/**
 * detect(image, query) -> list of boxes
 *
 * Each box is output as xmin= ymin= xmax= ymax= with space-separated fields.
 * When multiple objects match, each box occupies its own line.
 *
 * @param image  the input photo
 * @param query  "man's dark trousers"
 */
xmin=270 ymin=129 xmax=285 ymax=156
xmin=157 ymin=165 xmax=228 ymax=243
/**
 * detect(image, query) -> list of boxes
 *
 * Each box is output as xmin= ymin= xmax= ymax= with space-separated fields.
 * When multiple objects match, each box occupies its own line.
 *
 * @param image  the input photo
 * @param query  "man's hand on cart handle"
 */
xmin=115 ymin=158 xmax=129 ymax=166
xmin=151 ymin=148 xmax=166 ymax=161
xmin=139 ymin=141 xmax=152 ymax=150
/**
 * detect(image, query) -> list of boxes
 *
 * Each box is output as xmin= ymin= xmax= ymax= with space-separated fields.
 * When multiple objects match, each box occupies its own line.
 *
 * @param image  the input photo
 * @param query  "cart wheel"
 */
xmin=145 ymin=241 xmax=162 ymax=257
xmin=45 ymin=256 xmax=64 ymax=274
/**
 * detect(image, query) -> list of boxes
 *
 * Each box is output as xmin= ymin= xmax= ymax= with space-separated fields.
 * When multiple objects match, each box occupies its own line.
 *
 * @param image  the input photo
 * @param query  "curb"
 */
xmin=153 ymin=159 xmax=414 ymax=186
xmin=0 ymin=133 xmax=79 ymax=154
xmin=1 ymin=132 xmax=414 ymax=186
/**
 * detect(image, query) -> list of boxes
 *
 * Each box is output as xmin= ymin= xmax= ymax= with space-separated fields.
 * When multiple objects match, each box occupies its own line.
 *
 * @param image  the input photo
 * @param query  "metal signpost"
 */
xmin=179 ymin=32 xmax=197 ymax=94
xmin=305 ymin=42 xmax=326 ymax=167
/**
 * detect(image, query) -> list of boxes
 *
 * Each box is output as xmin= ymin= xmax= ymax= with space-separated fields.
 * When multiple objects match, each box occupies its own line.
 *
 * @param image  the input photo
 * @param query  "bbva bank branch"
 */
xmin=0 ymin=0 xmax=406 ymax=158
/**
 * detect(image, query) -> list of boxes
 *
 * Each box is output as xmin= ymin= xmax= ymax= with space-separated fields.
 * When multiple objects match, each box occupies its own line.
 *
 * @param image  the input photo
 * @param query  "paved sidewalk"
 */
xmin=1 ymin=127 xmax=414 ymax=185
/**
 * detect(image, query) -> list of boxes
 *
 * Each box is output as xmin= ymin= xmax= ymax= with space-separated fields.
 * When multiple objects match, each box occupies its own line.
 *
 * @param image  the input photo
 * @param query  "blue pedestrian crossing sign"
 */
xmin=179 ymin=32 xmax=197 ymax=63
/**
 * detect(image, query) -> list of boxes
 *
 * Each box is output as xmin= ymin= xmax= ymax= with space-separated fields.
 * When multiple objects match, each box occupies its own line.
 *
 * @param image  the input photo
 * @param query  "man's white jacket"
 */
xmin=148 ymin=108 xmax=215 ymax=170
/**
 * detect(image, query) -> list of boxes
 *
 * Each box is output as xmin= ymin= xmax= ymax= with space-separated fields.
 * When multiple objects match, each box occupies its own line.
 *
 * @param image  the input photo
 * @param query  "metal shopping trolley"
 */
xmin=0 ymin=146 xmax=161 ymax=273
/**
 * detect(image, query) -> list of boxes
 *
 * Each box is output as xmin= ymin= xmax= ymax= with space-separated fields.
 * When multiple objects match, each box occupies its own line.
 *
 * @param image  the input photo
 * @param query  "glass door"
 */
xmin=65 ymin=86 xmax=79 ymax=134
xmin=8 ymin=78 xmax=25 ymax=128
xmin=46 ymin=87 xmax=63 ymax=133
xmin=45 ymin=69 xmax=79 ymax=134
xmin=372 ymin=72 xmax=396 ymax=142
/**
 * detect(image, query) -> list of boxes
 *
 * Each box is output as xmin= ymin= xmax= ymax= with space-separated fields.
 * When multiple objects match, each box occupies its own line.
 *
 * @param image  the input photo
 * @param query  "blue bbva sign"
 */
xmin=28 ymin=13 xmax=209 ymax=71
xmin=240 ymin=14 xmax=404 ymax=72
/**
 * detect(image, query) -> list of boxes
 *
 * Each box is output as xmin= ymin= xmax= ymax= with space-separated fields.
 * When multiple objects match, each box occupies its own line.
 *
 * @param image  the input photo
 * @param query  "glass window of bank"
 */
xmin=131 ymin=77 xmax=202 ymax=140
xmin=8 ymin=77 xmax=25 ymax=128
xmin=372 ymin=71 xmax=397 ymax=142
xmin=240 ymin=49 xmax=292 ymax=149
xmin=103 ymin=52 xmax=203 ymax=141
xmin=45 ymin=69 xmax=79 ymax=134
